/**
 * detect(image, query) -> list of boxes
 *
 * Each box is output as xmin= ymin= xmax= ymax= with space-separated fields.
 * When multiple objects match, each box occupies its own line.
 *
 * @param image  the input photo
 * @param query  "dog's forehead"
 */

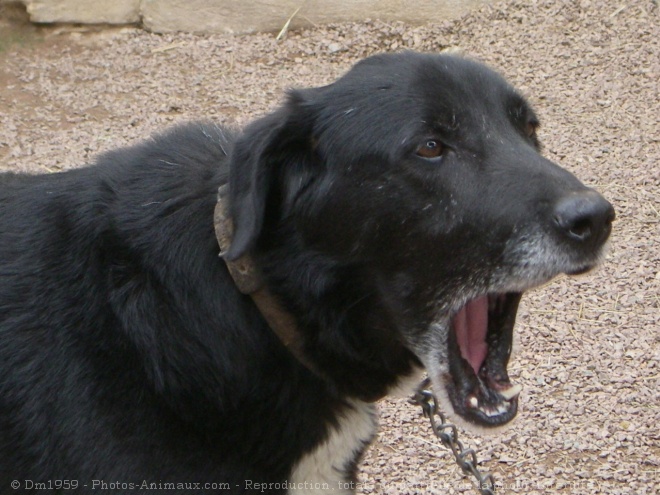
xmin=412 ymin=57 xmax=533 ymax=131
xmin=346 ymin=53 xmax=517 ymax=102
xmin=416 ymin=58 xmax=516 ymax=104
xmin=306 ymin=53 xmax=530 ymax=154
xmin=312 ymin=53 xmax=527 ymax=129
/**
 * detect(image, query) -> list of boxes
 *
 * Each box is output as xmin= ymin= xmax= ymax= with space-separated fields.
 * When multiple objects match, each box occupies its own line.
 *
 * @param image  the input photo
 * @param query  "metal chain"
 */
xmin=409 ymin=379 xmax=497 ymax=495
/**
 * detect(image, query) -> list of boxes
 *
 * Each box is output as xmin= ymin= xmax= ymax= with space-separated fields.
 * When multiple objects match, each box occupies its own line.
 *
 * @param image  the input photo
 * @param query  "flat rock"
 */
xmin=22 ymin=0 xmax=140 ymax=24
xmin=19 ymin=0 xmax=489 ymax=34
xmin=142 ymin=0 xmax=489 ymax=34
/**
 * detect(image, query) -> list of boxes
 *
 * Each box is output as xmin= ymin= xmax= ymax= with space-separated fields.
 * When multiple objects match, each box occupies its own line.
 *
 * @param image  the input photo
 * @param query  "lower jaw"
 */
xmin=411 ymin=372 xmax=518 ymax=435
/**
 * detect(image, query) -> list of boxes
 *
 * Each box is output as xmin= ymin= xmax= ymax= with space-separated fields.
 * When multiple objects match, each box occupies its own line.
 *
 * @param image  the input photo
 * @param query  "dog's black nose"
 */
xmin=553 ymin=190 xmax=615 ymax=248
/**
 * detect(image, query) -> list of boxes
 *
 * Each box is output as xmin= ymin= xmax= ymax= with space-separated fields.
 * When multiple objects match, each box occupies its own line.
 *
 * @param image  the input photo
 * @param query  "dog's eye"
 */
xmin=416 ymin=140 xmax=444 ymax=159
xmin=525 ymin=121 xmax=538 ymax=138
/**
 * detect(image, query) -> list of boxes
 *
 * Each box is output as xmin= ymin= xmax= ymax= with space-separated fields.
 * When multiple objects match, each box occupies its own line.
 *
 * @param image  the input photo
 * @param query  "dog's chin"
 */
xmin=428 ymin=373 xmax=519 ymax=436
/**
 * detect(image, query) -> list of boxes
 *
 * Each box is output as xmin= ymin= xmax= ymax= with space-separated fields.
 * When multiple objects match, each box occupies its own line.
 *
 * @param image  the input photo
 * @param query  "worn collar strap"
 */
xmin=213 ymin=185 xmax=321 ymax=376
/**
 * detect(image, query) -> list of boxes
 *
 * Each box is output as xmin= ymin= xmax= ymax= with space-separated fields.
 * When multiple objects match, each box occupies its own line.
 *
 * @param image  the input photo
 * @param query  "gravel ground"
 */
xmin=1 ymin=0 xmax=658 ymax=494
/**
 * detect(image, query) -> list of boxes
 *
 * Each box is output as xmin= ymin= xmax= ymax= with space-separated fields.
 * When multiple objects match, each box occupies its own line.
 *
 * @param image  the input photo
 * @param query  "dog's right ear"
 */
xmin=225 ymin=92 xmax=315 ymax=261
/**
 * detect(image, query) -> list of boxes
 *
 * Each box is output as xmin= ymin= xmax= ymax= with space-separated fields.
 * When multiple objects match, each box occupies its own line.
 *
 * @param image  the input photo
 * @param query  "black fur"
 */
xmin=0 ymin=52 xmax=613 ymax=493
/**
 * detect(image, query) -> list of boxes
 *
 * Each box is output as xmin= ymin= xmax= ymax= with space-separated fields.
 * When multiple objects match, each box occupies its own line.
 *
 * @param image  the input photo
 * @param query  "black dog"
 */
xmin=0 ymin=52 xmax=613 ymax=493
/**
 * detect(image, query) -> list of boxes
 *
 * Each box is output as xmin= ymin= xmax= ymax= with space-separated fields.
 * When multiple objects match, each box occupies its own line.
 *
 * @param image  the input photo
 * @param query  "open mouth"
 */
xmin=445 ymin=292 xmax=523 ymax=427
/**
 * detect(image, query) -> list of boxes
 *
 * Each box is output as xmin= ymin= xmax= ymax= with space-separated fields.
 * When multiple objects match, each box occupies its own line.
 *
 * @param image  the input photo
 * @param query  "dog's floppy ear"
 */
xmin=225 ymin=91 xmax=314 ymax=261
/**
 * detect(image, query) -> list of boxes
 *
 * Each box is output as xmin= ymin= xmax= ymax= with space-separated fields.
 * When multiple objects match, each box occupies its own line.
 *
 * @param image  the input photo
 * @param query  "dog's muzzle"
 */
xmin=440 ymin=189 xmax=614 ymax=427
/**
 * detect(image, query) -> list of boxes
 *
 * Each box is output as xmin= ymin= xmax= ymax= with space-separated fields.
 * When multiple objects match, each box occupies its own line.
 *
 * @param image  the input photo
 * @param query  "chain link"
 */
xmin=409 ymin=379 xmax=497 ymax=495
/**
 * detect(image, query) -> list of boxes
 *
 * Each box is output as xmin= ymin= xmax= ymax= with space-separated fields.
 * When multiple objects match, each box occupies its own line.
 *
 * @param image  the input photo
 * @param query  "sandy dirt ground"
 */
xmin=0 ymin=0 xmax=658 ymax=493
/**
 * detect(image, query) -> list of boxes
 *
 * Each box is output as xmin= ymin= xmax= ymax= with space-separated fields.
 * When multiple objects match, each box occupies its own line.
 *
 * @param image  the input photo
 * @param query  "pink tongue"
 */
xmin=453 ymin=295 xmax=489 ymax=375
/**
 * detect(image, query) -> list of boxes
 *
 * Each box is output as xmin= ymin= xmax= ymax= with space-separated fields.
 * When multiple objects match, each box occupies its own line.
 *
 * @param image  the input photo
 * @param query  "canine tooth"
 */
xmin=468 ymin=396 xmax=479 ymax=408
xmin=500 ymin=384 xmax=523 ymax=400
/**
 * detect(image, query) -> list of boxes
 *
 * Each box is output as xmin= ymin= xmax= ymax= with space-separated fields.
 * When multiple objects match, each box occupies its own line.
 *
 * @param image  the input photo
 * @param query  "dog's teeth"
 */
xmin=478 ymin=400 xmax=511 ymax=417
xmin=468 ymin=396 xmax=479 ymax=408
xmin=499 ymin=384 xmax=523 ymax=401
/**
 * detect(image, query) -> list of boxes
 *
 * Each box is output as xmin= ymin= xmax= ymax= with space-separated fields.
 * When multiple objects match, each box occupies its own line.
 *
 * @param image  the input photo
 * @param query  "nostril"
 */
xmin=567 ymin=217 xmax=592 ymax=241
xmin=553 ymin=212 xmax=593 ymax=242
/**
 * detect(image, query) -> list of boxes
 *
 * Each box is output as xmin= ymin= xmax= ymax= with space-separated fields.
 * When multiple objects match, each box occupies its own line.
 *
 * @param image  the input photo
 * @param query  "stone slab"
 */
xmin=18 ymin=0 xmax=489 ymax=34
xmin=23 ymin=0 xmax=140 ymax=24
xmin=141 ymin=0 xmax=489 ymax=34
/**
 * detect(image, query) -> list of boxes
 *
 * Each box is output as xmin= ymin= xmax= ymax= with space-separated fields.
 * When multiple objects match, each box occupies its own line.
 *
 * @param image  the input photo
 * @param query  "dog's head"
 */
xmin=226 ymin=52 xmax=614 ymax=429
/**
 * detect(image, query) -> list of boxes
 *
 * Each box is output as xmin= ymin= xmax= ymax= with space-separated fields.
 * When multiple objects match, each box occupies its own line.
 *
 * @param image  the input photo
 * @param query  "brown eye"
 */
xmin=416 ymin=140 xmax=444 ymax=159
xmin=525 ymin=121 xmax=538 ymax=138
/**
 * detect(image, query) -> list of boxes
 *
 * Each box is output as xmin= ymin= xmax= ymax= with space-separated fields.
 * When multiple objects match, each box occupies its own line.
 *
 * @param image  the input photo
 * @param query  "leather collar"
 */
xmin=213 ymin=185 xmax=321 ymax=377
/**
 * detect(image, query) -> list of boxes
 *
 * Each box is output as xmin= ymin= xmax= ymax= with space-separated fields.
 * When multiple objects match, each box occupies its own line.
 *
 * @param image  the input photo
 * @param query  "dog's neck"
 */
xmin=213 ymin=185 xmax=322 ymax=377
